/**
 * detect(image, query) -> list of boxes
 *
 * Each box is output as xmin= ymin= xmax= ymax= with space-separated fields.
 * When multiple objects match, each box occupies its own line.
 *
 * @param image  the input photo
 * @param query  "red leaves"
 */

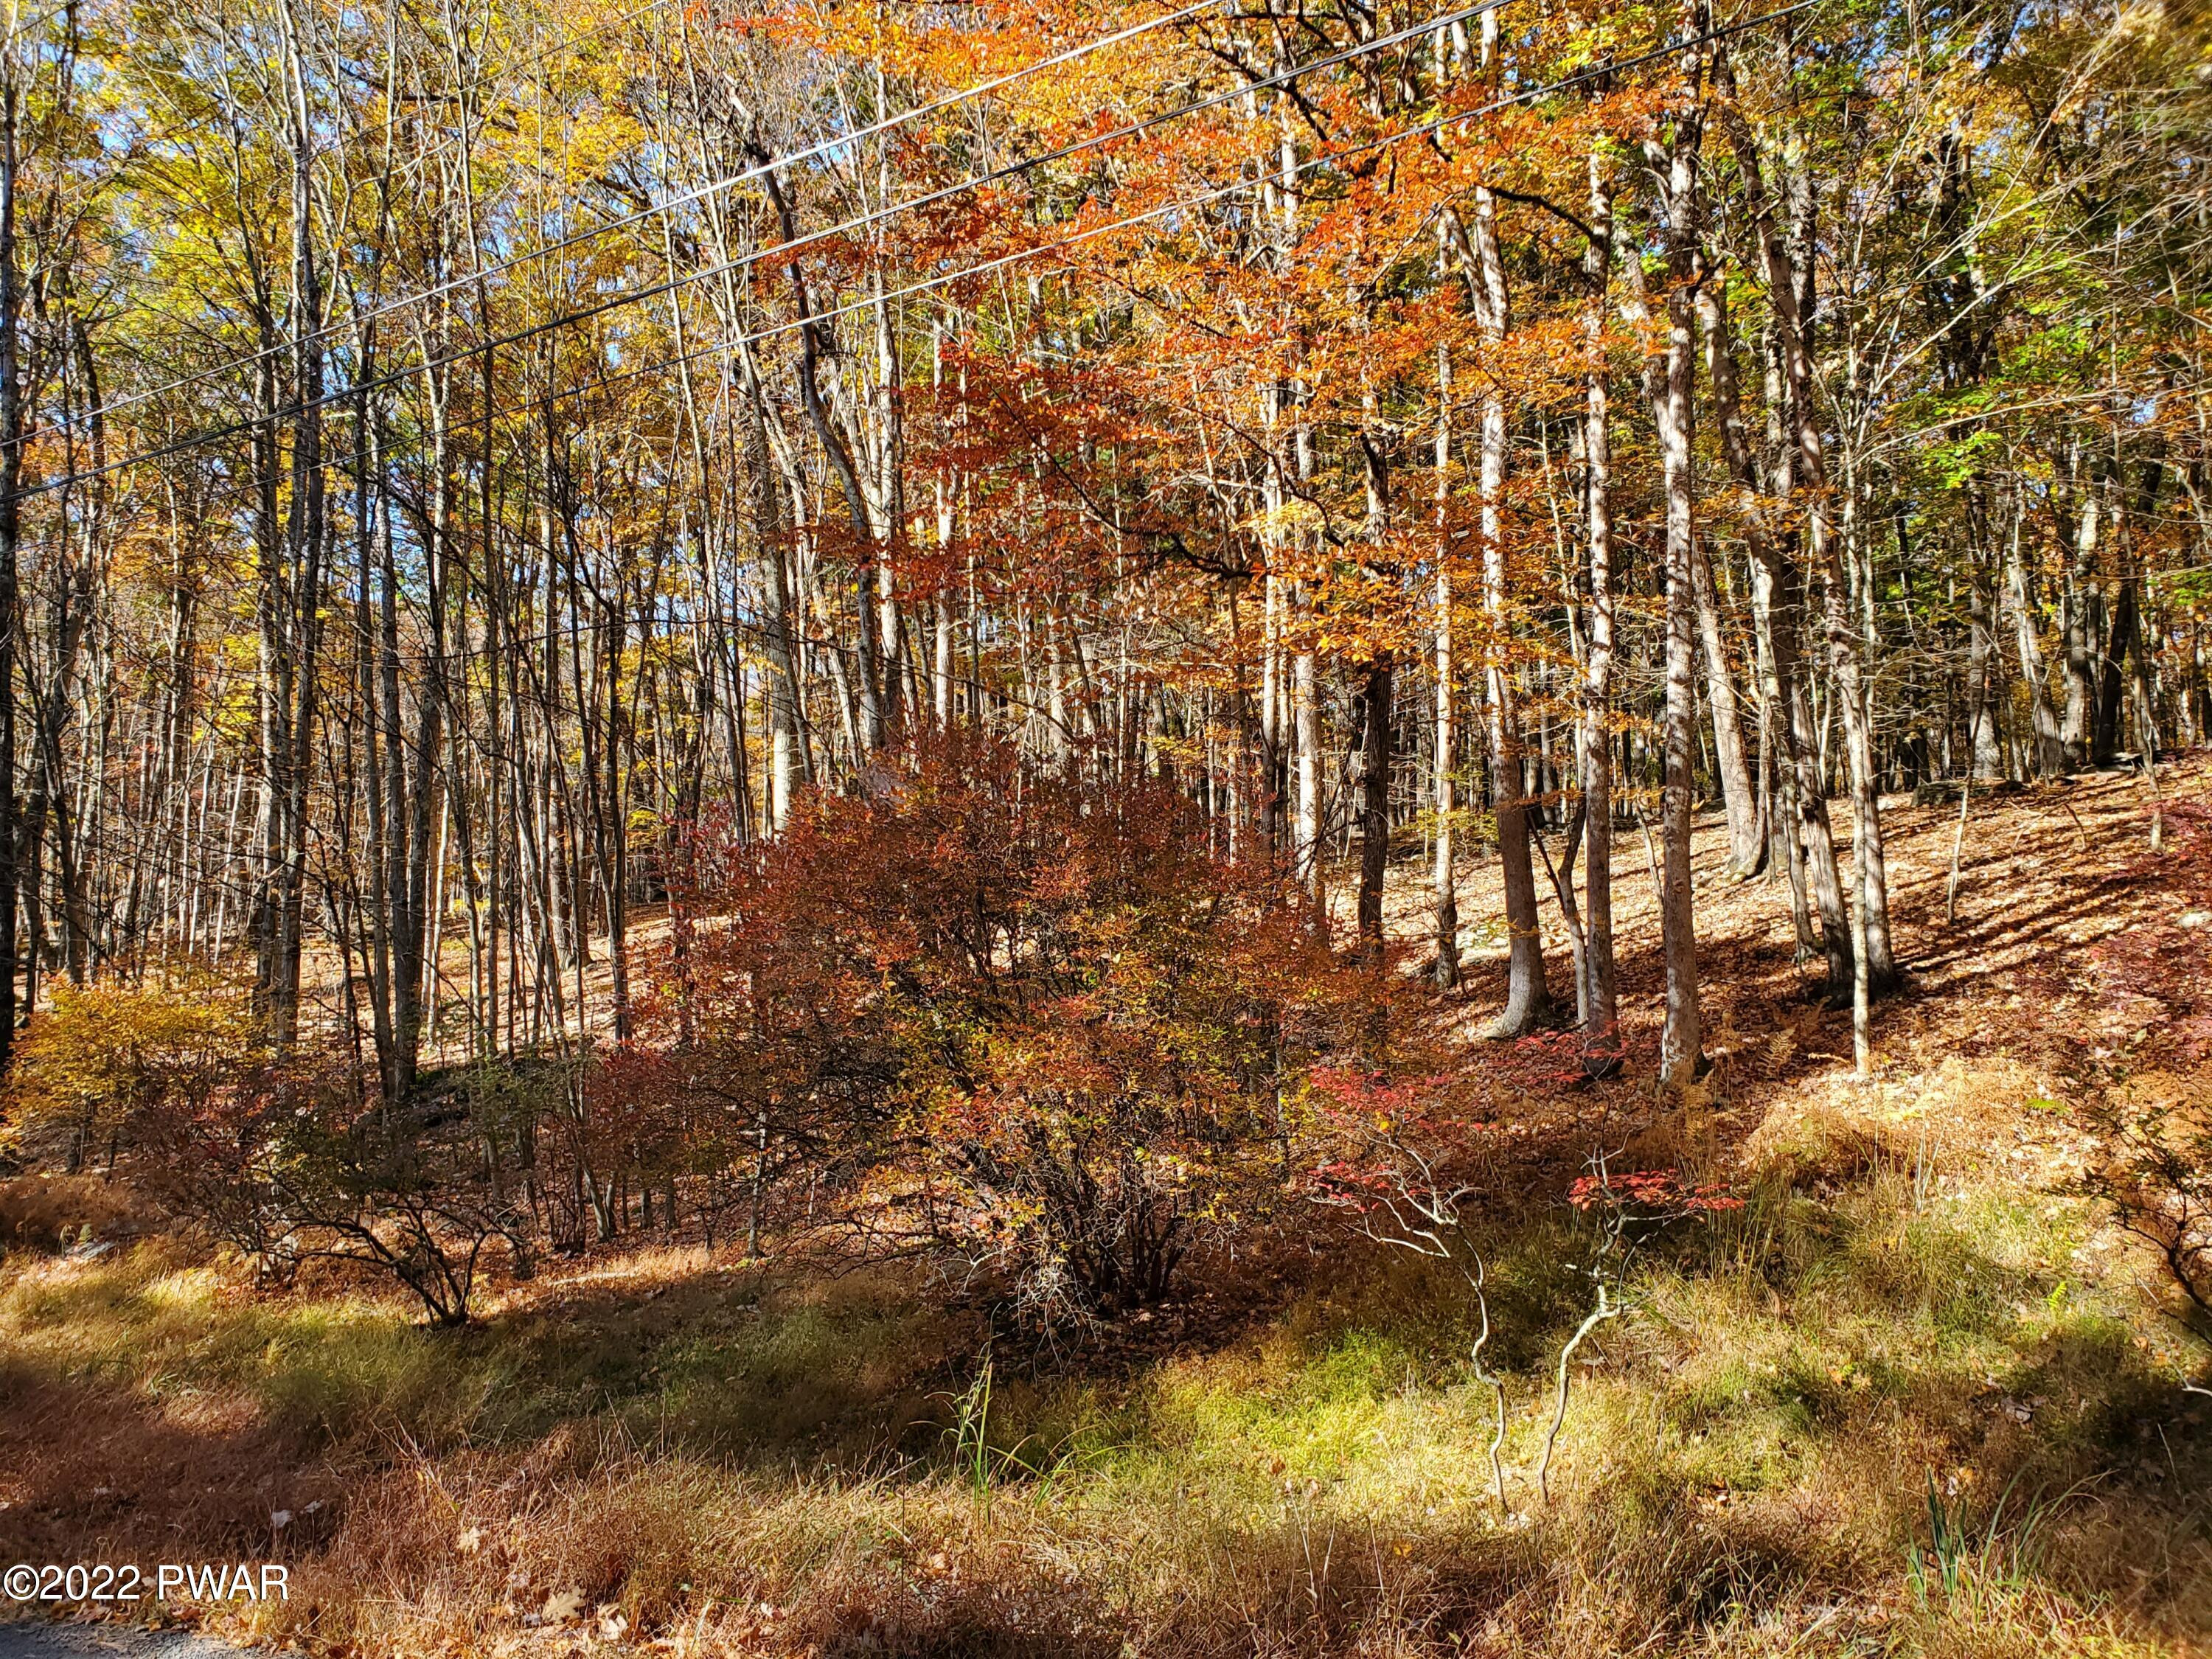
xmin=1568 ymin=1169 xmax=1745 ymax=1217
xmin=627 ymin=737 xmax=1388 ymax=1312
xmin=1307 ymin=1065 xmax=1455 ymax=1133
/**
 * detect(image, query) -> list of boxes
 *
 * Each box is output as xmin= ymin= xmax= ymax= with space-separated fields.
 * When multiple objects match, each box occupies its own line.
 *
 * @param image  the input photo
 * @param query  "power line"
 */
xmin=17 ymin=0 xmax=681 ymax=450
xmin=116 ymin=0 xmax=1821 ymax=536
xmin=17 ymin=0 xmax=1230 ymax=453
xmin=519 ymin=0 xmax=1825 ymax=412
xmin=58 ymin=0 xmax=684 ymax=397
xmin=13 ymin=0 xmax=1506 ymax=504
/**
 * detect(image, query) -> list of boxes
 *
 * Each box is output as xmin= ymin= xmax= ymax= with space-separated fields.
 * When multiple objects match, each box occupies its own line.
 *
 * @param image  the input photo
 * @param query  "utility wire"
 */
xmin=11 ymin=0 xmax=1505 ymax=504
xmin=66 ymin=0 xmax=1814 ymax=528
xmin=15 ymin=0 xmax=1230 ymax=452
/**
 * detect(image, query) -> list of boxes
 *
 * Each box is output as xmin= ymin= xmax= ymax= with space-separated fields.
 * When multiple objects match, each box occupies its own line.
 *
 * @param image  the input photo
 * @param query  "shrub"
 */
xmin=251 ymin=1055 xmax=539 ymax=1324
xmin=1 ymin=978 xmax=264 ymax=1175
xmin=639 ymin=740 xmax=1383 ymax=1319
xmin=1 ymin=981 xmax=537 ymax=1324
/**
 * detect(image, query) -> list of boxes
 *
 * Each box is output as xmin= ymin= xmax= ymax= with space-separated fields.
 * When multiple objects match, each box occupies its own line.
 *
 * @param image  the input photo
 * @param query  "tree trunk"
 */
xmin=1692 ymin=536 xmax=1761 ymax=877
xmin=1355 ymin=655 xmax=1393 ymax=957
xmin=1697 ymin=260 xmax=1851 ymax=993
xmin=1458 ymin=47 xmax=1548 ymax=1034
xmin=2060 ymin=464 xmax=2101 ymax=768
xmin=1432 ymin=343 xmax=1460 ymax=989
xmin=1293 ymin=641 xmax=1321 ymax=902
xmin=1578 ymin=150 xmax=1618 ymax=1072
xmin=1720 ymin=59 xmax=1894 ymax=994
xmin=2095 ymin=576 xmax=2139 ymax=764
xmin=743 ymin=379 xmax=805 ymax=828
xmin=1966 ymin=560 xmax=2004 ymax=782
xmin=757 ymin=152 xmax=883 ymax=756
xmin=1649 ymin=116 xmax=1705 ymax=1091
xmin=2004 ymin=505 xmax=2064 ymax=777
xmin=0 ymin=82 xmax=21 ymax=1070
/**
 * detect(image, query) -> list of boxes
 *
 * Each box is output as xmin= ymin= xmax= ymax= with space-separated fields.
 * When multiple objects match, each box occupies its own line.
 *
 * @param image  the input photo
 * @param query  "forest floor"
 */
xmin=3 ymin=760 xmax=2211 ymax=1657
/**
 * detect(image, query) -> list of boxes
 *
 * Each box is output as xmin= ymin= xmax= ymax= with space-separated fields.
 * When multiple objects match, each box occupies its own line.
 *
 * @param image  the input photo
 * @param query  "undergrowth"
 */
xmin=3 ymin=1114 xmax=2206 ymax=1658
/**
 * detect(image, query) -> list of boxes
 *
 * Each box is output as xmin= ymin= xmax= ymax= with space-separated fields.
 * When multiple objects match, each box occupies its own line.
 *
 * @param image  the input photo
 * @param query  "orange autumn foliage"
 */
xmin=625 ymin=739 xmax=1388 ymax=1317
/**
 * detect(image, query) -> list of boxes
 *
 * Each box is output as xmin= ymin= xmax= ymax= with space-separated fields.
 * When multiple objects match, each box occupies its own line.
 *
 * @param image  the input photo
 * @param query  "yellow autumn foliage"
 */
xmin=1 ymin=979 xmax=262 ymax=1174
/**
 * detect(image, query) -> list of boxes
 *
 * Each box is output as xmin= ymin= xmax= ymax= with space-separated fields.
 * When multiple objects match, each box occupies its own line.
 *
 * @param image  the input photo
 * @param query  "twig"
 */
xmin=1537 ymin=1168 xmax=1630 ymax=1508
xmin=1467 ymin=1251 xmax=1509 ymax=1514
xmin=1944 ymin=773 xmax=1972 ymax=926
xmin=1633 ymin=805 xmax=1663 ymax=895
xmin=1537 ymin=1278 xmax=1621 ymax=1506
xmin=2007 ymin=796 xmax=2089 ymax=855
xmin=2140 ymin=724 xmax=2164 ymax=853
xmin=1531 ymin=801 xmax=1589 ymax=1022
xmin=1322 ymin=1120 xmax=1514 ymax=1512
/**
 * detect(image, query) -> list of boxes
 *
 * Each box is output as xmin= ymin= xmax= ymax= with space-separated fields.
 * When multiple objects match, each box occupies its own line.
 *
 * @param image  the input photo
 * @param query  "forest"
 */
xmin=0 ymin=0 xmax=2210 ymax=1651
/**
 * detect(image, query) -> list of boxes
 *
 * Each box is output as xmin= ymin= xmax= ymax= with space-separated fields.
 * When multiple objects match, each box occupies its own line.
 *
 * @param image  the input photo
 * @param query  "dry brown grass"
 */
xmin=0 ymin=1174 xmax=155 ymax=1251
